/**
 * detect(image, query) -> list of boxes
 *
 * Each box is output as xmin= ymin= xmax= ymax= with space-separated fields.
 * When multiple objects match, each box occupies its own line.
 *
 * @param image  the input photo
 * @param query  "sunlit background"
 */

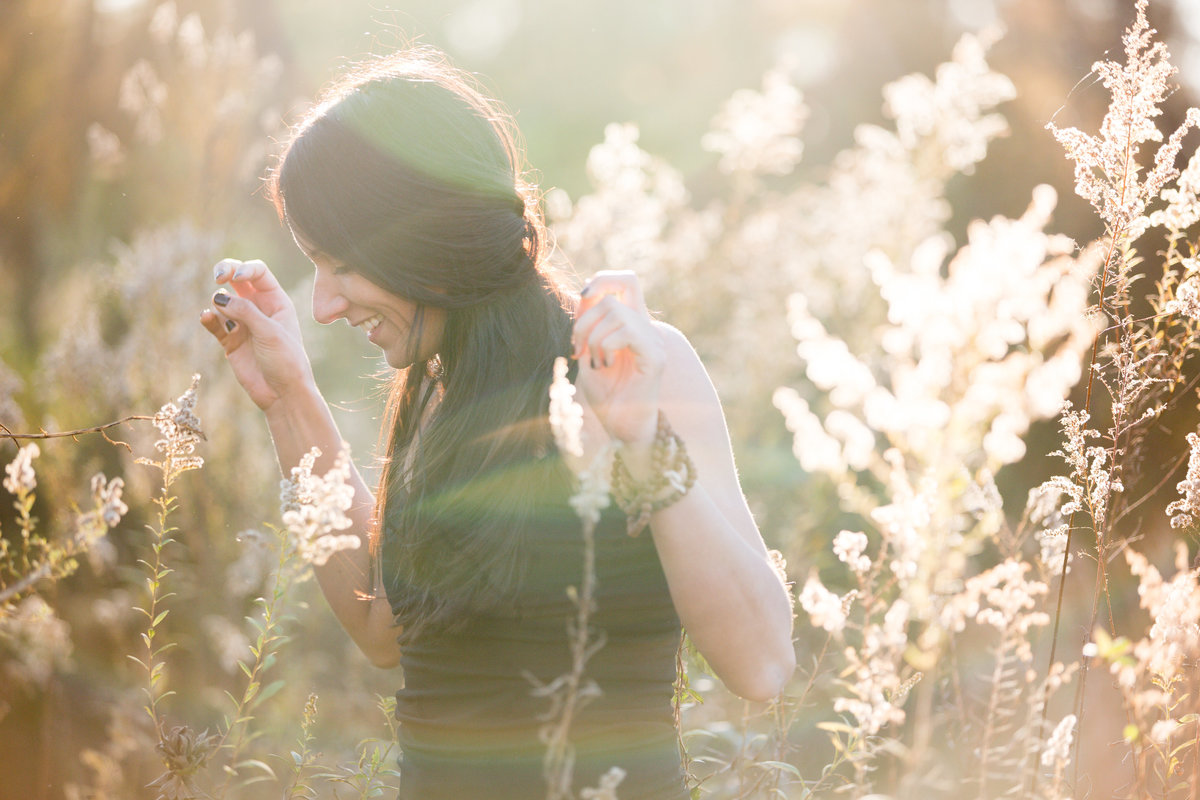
xmin=3 ymin=0 xmax=1200 ymax=797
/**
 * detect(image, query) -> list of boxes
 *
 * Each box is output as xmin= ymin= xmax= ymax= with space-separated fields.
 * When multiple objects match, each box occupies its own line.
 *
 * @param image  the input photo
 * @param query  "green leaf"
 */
xmin=249 ymin=679 xmax=287 ymax=710
xmin=816 ymin=721 xmax=857 ymax=736
xmin=751 ymin=760 xmax=804 ymax=779
xmin=235 ymin=759 xmax=276 ymax=778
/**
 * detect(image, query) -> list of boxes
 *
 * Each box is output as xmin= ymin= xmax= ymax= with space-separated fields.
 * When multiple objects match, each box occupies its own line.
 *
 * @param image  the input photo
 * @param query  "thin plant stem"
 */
xmin=540 ymin=511 xmax=603 ymax=800
xmin=1 ymin=416 xmax=156 ymax=448
xmin=137 ymin=473 xmax=179 ymax=743
xmin=0 ymin=561 xmax=51 ymax=606
xmin=216 ymin=532 xmax=298 ymax=796
xmin=1035 ymin=85 xmax=1135 ymax=779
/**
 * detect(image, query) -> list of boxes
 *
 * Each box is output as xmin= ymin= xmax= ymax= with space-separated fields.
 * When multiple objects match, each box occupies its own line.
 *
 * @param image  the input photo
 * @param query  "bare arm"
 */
xmin=201 ymin=258 xmax=402 ymax=668
xmin=573 ymin=273 xmax=795 ymax=701
xmin=639 ymin=324 xmax=795 ymax=701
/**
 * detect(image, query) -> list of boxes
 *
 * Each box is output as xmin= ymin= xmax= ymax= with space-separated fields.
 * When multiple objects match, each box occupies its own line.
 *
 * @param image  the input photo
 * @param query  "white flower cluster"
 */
xmin=89 ymin=473 xmax=128 ymax=529
xmin=3 ymin=443 xmax=39 ymax=497
xmin=937 ymin=559 xmax=1049 ymax=657
xmin=798 ymin=573 xmax=850 ymax=634
xmin=1164 ymin=259 xmax=1200 ymax=320
xmin=548 ymin=357 xmax=584 ymax=460
xmin=1040 ymin=403 xmax=1125 ymax=539
xmin=701 ymin=67 xmax=807 ymax=176
xmin=883 ymin=32 xmax=1015 ymax=174
xmin=580 ymin=766 xmax=626 ymax=800
xmin=781 ymin=184 xmax=1098 ymax=485
xmin=832 ymin=530 xmax=871 ymax=575
xmin=1151 ymin=143 xmax=1200 ymax=232
xmin=1166 ymin=432 xmax=1200 ymax=528
xmin=1025 ymin=484 xmax=1072 ymax=574
xmin=967 ymin=560 xmax=1049 ymax=640
xmin=548 ymin=356 xmax=612 ymax=528
xmin=1123 ymin=543 xmax=1200 ymax=685
xmin=871 ymin=453 xmax=937 ymax=592
xmin=1040 ymin=713 xmax=1077 ymax=768
xmin=279 ymin=445 xmax=359 ymax=567
xmin=1047 ymin=0 xmax=1200 ymax=241
xmin=118 ymin=60 xmax=168 ymax=144
xmin=554 ymin=123 xmax=692 ymax=282
xmin=834 ymin=599 xmax=912 ymax=736
xmin=141 ymin=374 xmax=205 ymax=479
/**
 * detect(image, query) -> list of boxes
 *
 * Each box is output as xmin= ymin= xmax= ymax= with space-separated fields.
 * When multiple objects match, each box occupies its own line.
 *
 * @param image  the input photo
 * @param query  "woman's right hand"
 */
xmin=200 ymin=258 xmax=315 ymax=412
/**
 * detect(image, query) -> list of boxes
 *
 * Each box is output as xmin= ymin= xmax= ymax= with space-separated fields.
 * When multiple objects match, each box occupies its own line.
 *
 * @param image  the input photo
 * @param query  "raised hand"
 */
xmin=571 ymin=270 xmax=665 ymax=448
xmin=200 ymin=258 xmax=315 ymax=412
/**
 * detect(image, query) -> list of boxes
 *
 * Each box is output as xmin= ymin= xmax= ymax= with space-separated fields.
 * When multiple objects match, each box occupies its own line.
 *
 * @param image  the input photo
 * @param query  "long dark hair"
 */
xmin=269 ymin=47 xmax=576 ymax=642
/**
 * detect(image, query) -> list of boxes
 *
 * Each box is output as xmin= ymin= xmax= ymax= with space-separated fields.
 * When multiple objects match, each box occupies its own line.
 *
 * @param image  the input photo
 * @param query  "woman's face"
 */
xmin=294 ymin=231 xmax=446 ymax=370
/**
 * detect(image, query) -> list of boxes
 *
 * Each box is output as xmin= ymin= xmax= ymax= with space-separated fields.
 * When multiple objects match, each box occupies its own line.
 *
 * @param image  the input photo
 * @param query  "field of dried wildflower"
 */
xmin=3 ymin=0 xmax=1200 ymax=798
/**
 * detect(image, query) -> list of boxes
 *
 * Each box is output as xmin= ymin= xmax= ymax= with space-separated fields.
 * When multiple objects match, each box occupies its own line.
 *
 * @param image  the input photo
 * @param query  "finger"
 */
xmin=584 ymin=270 xmax=646 ymax=313
xmin=582 ymin=316 xmax=629 ymax=369
xmin=573 ymin=294 xmax=637 ymax=357
xmin=212 ymin=258 xmax=286 ymax=298
xmin=212 ymin=289 xmax=275 ymax=337
xmin=229 ymin=259 xmax=279 ymax=293
xmin=200 ymin=308 xmax=226 ymax=340
xmin=596 ymin=328 xmax=646 ymax=369
xmin=213 ymin=258 xmax=243 ymax=285
xmin=200 ymin=308 xmax=241 ymax=351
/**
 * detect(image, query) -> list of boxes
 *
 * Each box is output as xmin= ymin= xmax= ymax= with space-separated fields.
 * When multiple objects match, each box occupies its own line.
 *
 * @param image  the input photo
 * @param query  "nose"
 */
xmin=311 ymin=271 xmax=348 ymax=325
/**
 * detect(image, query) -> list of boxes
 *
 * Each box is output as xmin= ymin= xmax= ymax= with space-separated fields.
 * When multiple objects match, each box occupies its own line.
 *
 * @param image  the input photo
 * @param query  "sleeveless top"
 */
xmin=382 ymin=461 xmax=689 ymax=800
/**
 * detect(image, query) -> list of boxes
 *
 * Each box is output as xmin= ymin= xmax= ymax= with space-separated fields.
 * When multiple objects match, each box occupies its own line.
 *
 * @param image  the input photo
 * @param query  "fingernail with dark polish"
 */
xmin=213 ymin=292 xmax=230 ymax=307
xmin=225 ymin=319 xmax=236 ymax=332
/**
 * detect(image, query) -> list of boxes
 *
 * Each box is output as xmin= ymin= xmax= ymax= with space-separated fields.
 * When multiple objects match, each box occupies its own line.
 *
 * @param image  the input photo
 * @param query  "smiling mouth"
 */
xmin=358 ymin=314 xmax=382 ymax=334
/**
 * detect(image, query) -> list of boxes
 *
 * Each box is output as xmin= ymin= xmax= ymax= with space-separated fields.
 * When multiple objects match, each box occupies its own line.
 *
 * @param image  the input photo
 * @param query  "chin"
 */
xmin=382 ymin=349 xmax=416 ymax=370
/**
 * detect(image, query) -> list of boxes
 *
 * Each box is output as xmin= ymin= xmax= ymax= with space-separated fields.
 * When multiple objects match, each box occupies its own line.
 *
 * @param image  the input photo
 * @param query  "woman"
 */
xmin=200 ymin=46 xmax=794 ymax=800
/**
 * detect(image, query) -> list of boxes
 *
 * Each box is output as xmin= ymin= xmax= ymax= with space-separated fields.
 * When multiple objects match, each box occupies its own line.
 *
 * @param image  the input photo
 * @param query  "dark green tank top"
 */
xmin=384 ymin=483 xmax=687 ymax=800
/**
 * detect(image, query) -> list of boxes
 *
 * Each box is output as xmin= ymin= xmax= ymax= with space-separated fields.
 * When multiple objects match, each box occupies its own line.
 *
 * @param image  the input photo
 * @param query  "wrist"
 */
xmin=262 ymin=380 xmax=345 ymax=475
xmin=611 ymin=412 xmax=697 ymax=537
xmin=263 ymin=378 xmax=323 ymax=423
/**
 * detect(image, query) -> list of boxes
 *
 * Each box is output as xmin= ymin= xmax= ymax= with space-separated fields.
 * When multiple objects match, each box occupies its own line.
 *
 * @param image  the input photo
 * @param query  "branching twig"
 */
xmin=1 ymin=415 xmax=156 ymax=442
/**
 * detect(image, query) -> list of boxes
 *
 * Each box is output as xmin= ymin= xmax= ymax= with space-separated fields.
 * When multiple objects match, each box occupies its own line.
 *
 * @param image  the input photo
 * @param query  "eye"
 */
xmin=333 ymin=266 xmax=352 ymax=276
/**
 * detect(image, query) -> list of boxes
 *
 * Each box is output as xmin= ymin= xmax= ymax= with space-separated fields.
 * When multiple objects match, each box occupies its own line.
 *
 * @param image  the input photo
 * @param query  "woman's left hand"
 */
xmin=571 ymin=270 xmax=664 ymax=447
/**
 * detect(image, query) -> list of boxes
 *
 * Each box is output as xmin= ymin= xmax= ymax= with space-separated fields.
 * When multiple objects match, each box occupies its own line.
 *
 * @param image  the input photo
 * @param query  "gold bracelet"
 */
xmin=611 ymin=412 xmax=697 ymax=537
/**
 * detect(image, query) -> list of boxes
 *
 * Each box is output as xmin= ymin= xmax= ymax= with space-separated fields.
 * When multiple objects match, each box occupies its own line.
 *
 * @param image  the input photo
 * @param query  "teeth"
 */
xmin=359 ymin=314 xmax=382 ymax=333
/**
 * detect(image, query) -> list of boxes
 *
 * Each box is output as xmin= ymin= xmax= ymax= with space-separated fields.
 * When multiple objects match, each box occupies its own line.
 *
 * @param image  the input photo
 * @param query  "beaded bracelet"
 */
xmin=611 ymin=412 xmax=697 ymax=537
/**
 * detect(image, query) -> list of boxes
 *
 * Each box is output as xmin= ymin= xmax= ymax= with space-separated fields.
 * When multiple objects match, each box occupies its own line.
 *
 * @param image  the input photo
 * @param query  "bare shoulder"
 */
xmin=652 ymin=320 xmax=722 ymax=413
xmin=650 ymin=320 xmax=732 ymax=458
